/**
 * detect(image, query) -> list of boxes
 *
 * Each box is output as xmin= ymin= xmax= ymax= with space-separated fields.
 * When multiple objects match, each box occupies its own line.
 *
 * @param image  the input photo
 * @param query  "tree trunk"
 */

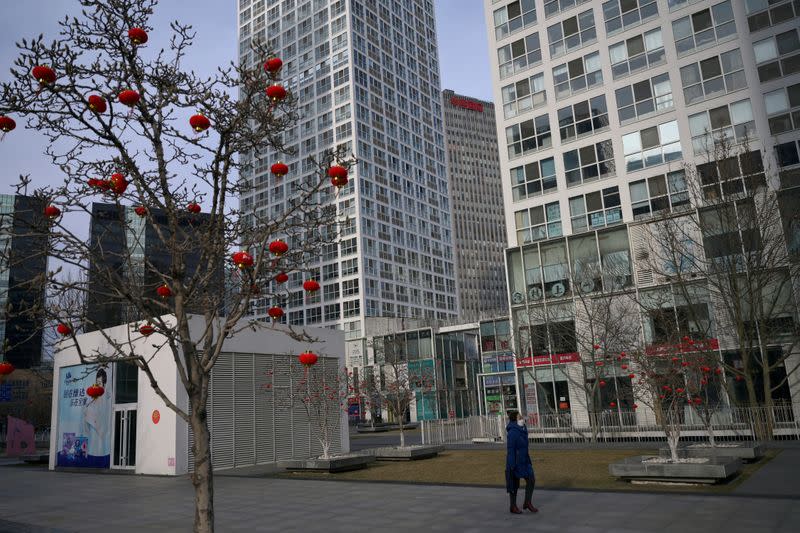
xmin=667 ymin=430 xmax=680 ymax=462
xmin=707 ymin=425 xmax=717 ymax=447
xmin=399 ymin=419 xmax=405 ymax=448
xmin=190 ymin=408 xmax=214 ymax=533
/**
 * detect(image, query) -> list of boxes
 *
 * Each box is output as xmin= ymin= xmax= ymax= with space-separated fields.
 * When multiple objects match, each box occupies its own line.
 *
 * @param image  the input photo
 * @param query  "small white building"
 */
xmin=48 ymin=315 xmax=348 ymax=475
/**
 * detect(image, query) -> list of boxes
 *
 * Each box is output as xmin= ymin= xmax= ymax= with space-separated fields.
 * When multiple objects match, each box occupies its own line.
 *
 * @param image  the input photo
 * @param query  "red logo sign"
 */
xmin=152 ymin=409 xmax=160 ymax=424
xmin=516 ymin=352 xmax=581 ymax=368
xmin=644 ymin=338 xmax=720 ymax=356
xmin=450 ymin=96 xmax=484 ymax=112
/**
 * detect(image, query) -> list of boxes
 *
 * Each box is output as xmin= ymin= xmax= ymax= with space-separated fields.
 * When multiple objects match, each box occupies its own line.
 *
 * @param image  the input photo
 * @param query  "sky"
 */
xmin=0 ymin=0 xmax=493 ymax=198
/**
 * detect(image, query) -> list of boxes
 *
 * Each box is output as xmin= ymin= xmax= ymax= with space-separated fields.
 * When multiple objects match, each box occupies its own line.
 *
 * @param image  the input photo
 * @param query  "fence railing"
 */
xmin=421 ymin=405 xmax=800 ymax=445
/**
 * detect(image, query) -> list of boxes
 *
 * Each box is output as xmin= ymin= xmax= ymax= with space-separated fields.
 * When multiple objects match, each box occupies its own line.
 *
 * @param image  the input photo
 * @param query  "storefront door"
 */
xmin=112 ymin=405 xmax=136 ymax=469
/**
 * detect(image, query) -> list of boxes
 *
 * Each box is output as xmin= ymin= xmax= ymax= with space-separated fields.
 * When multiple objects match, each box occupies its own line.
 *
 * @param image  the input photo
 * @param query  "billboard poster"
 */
xmin=56 ymin=363 xmax=114 ymax=468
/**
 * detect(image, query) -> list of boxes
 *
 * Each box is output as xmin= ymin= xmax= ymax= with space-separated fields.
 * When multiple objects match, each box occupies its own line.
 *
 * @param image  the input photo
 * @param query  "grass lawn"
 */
xmin=278 ymin=448 xmax=780 ymax=493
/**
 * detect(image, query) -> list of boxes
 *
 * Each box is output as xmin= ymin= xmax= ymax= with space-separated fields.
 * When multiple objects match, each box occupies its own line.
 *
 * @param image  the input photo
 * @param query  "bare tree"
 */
xmin=0 ymin=1 xmax=353 ymax=531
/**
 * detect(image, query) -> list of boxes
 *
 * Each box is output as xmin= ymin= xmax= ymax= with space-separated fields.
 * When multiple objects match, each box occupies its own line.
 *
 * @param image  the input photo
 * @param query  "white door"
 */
xmin=112 ymin=404 xmax=137 ymax=469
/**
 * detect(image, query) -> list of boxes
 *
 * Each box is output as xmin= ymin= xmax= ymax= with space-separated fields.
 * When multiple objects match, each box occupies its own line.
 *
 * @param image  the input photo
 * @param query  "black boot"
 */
xmin=523 ymin=476 xmax=538 ymax=513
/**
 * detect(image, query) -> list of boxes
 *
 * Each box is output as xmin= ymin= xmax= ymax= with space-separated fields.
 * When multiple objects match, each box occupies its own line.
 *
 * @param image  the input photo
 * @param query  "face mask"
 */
xmin=518 ymin=419 xmax=525 ymax=426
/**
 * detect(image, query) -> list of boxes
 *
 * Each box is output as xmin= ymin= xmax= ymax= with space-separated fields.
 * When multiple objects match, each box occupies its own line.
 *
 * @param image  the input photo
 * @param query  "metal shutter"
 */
xmin=233 ymin=352 xmax=256 ymax=467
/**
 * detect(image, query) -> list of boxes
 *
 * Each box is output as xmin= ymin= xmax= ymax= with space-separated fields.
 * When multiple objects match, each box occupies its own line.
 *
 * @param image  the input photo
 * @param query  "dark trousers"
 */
xmin=509 ymin=474 xmax=535 ymax=506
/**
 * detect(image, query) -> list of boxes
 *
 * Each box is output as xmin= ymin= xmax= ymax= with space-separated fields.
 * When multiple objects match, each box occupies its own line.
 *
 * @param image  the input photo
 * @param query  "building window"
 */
xmin=615 ymin=73 xmax=673 ymax=124
xmin=547 ymin=9 xmax=596 ymax=59
xmin=673 ymin=1 xmax=736 ymax=57
xmin=323 ymin=282 xmax=340 ymax=302
xmin=622 ymin=120 xmax=681 ymax=172
xmin=515 ymin=201 xmax=562 ymax=245
xmin=322 ymin=263 xmax=339 ymax=281
xmin=510 ymin=157 xmax=557 ymax=201
xmin=602 ymin=0 xmax=658 ymax=36
xmin=340 ymin=237 xmax=357 ymax=256
xmin=697 ymin=150 xmax=766 ymax=200
xmin=564 ymin=139 xmax=615 ymax=187
xmin=324 ymin=303 xmax=341 ymax=321
xmin=609 ymin=28 xmax=665 ymax=80
xmin=343 ymin=299 xmax=360 ymax=318
xmin=688 ymin=99 xmax=756 ymax=155
xmin=342 ymin=279 xmax=359 ymax=296
xmin=776 ymin=140 xmax=800 ymax=167
xmin=341 ymin=258 xmax=358 ymax=276
xmin=501 ymin=72 xmax=546 ymax=119
xmin=765 ymin=82 xmax=800 ymax=135
xmin=306 ymin=307 xmax=321 ymax=324
xmin=557 ymin=95 xmax=609 ymax=143
xmin=754 ymin=29 xmax=800 ymax=82
xmin=667 ymin=0 xmax=702 ymax=11
xmin=288 ymin=311 xmax=304 ymax=326
xmin=553 ymin=51 xmax=602 ymax=100
xmin=544 ymin=0 xmax=590 ymax=18
xmin=505 ymin=113 xmax=552 ymax=159
xmin=493 ymin=0 xmax=537 ymax=40
xmin=569 ymin=186 xmax=622 ymax=233
xmin=497 ymin=32 xmax=542 ymax=78
xmin=630 ymin=170 xmax=690 ymax=219
xmin=746 ymin=0 xmax=800 ymax=33
xmin=680 ymin=49 xmax=746 ymax=106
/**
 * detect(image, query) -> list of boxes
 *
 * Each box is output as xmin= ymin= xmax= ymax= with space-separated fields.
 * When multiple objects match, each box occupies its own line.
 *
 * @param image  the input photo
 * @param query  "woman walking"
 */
xmin=505 ymin=410 xmax=537 ymax=514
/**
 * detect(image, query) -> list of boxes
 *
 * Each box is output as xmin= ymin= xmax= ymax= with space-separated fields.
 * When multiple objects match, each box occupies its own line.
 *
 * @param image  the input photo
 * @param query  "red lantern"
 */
xmin=128 ymin=27 xmax=149 ymax=45
xmin=593 ymin=343 xmax=601 ymax=350
xmin=118 ymin=90 xmax=140 ymax=107
xmin=700 ymin=378 xmax=708 ymax=385
xmin=671 ymin=357 xmax=680 ymax=364
xmin=598 ymin=380 xmax=606 ymax=388
xmin=662 ymin=385 xmax=672 ymax=392
xmin=609 ymin=401 xmax=617 ymax=408
xmin=110 ymin=173 xmax=128 ymax=195
xmin=157 ymin=284 xmax=172 ymax=298
xmin=0 ymin=361 xmax=14 ymax=376
xmin=32 ymin=65 xmax=56 ymax=85
xmin=274 ymin=272 xmax=288 ymax=284
xmin=595 ymin=361 xmax=603 ymax=367
xmin=701 ymin=366 xmax=711 ymax=373
xmin=298 ymin=351 xmax=318 ymax=367
xmin=621 ymin=364 xmax=628 ymax=370
xmin=628 ymin=373 xmax=635 ymax=379
xmin=266 ymin=84 xmax=287 ymax=102
xmin=189 ymin=113 xmax=211 ymax=132
xmin=269 ymin=239 xmax=288 ymax=256
xmin=328 ymin=165 xmax=348 ymax=188
xmin=632 ymin=403 xmax=638 ymax=410
xmin=187 ymin=202 xmax=201 ymax=214
xmin=268 ymin=306 xmax=284 ymax=321
xmin=139 ymin=323 xmax=155 ymax=336
xmin=714 ymin=368 xmax=722 ymax=375
xmin=303 ymin=279 xmax=320 ymax=293
xmin=619 ymin=351 xmax=626 ymax=358
xmin=681 ymin=361 xmax=690 ymax=367
xmin=682 ymin=336 xmax=690 ymax=342
xmin=271 ymin=162 xmax=288 ymax=177
xmin=56 ymin=323 xmax=72 ymax=336
xmin=735 ymin=375 xmax=744 ymax=382
xmin=676 ymin=387 xmax=685 ymax=394
xmin=0 ymin=116 xmax=16 ymax=133
xmin=693 ymin=397 xmax=703 ymax=405
xmin=86 ymin=383 xmax=105 ymax=399
xmin=87 ymin=95 xmax=107 ymax=113
xmin=231 ymin=251 xmax=254 ymax=269
xmin=264 ymin=57 xmax=283 ymax=74
xmin=44 ymin=205 xmax=61 ymax=219
xmin=134 ymin=206 xmax=147 ymax=217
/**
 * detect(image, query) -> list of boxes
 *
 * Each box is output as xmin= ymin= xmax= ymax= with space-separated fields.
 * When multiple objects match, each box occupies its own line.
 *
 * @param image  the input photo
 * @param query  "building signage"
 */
xmin=515 ymin=352 xmax=581 ymax=368
xmin=450 ymin=96 xmax=484 ymax=112
xmin=644 ymin=338 xmax=720 ymax=356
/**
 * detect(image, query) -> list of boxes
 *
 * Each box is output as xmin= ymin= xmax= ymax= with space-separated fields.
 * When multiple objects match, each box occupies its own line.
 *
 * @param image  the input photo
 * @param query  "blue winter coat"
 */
xmin=505 ymin=421 xmax=533 ymax=492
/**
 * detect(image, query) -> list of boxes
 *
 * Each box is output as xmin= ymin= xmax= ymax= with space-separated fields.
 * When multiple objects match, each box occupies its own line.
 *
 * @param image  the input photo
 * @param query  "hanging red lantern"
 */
xmin=0 ymin=116 xmax=16 ymax=133
xmin=271 ymin=162 xmax=288 ymax=177
xmin=157 ymin=284 xmax=172 ymax=298
xmin=303 ymin=279 xmax=320 ymax=293
xmin=714 ymin=368 xmax=722 ymax=375
xmin=118 ymin=89 xmax=140 ymax=107
xmin=86 ymin=383 xmax=105 ymax=399
xmin=598 ymin=380 xmax=606 ymax=388
xmin=593 ymin=344 xmax=601 ymax=350
xmin=328 ymin=165 xmax=348 ymax=188
xmin=735 ymin=375 xmax=744 ymax=382
xmin=621 ymin=364 xmax=628 ymax=370
xmin=274 ymin=272 xmax=288 ymax=284
xmin=298 ymin=351 xmax=318 ymax=367
xmin=671 ymin=357 xmax=680 ymax=364
xmin=628 ymin=373 xmax=635 ymax=379
xmin=231 ymin=251 xmax=254 ymax=269
xmin=693 ymin=397 xmax=703 ymax=405
xmin=681 ymin=361 xmax=690 ymax=367
xmin=619 ymin=351 xmax=626 ymax=358
xmin=264 ymin=57 xmax=283 ymax=74
xmin=701 ymin=366 xmax=711 ymax=373
xmin=595 ymin=361 xmax=603 ymax=367
xmin=134 ymin=206 xmax=147 ymax=217
xmin=662 ymin=385 xmax=672 ymax=392
xmin=676 ymin=387 xmax=685 ymax=394
xmin=189 ymin=113 xmax=211 ymax=132
xmin=87 ymin=94 xmax=107 ymax=113
xmin=32 ymin=65 xmax=56 ymax=85
xmin=128 ymin=27 xmax=148 ymax=45
xmin=632 ymin=403 xmax=638 ymax=410
xmin=269 ymin=239 xmax=288 ymax=256
xmin=268 ymin=306 xmax=284 ymax=321
xmin=265 ymin=84 xmax=287 ymax=102
xmin=56 ymin=323 xmax=72 ymax=336
xmin=187 ymin=202 xmax=201 ymax=214
xmin=609 ymin=401 xmax=617 ymax=408
xmin=139 ymin=323 xmax=155 ymax=336
xmin=110 ymin=173 xmax=128 ymax=195
xmin=0 ymin=361 xmax=14 ymax=376
xmin=44 ymin=205 xmax=61 ymax=219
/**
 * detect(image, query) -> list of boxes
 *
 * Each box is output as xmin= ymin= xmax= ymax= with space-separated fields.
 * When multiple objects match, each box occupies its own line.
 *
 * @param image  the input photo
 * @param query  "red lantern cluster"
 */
xmin=264 ymin=57 xmax=283 ymax=75
xmin=86 ymin=383 xmax=105 ymax=399
xmin=0 ymin=116 xmax=16 ymax=133
xmin=157 ymin=284 xmax=172 ymax=298
xmin=303 ymin=279 xmax=320 ymax=293
xmin=266 ymin=84 xmax=287 ymax=102
xmin=298 ymin=351 xmax=318 ymax=367
xmin=187 ymin=202 xmax=201 ymax=214
xmin=268 ymin=306 xmax=284 ymax=321
xmin=328 ymin=165 xmax=348 ymax=188
xmin=44 ymin=205 xmax=61 ymax=219
xmin=110 ymin=173 xmax=128 ymax=195
xmin=139 ymin=323 xmax=155 ymax=336
xmin=118 ymin=89 xmax=140 ymax=108
xmin=56 ymin=323 xmax=72 ymax=336
xmin=134 ymin=206 xmax=147 ymax=217
xmin=128 ymin=27 xmax=149 ymax=45
xmin=32 ymin=65 xmax=56 ymax=85
xmin=87 ymin=94 xmax=107 ymax=113
xmin=190 ymin=113 xmax=211 ymax=133
xmin=269 ymin=239 xmax=288 ymax=256
xmin=0 ymin=361 xmax=14 ymax=376
xmin=231 ymin=251 xmax=254 ymax=269
xmin=271 ymin=162 xmax=288 ymax=177
xmin=274 ymin=272 xmax=288 ymax=284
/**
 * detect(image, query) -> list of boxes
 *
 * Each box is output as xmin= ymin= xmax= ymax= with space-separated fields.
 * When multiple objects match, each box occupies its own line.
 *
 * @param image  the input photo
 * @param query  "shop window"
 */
xmin=602 ymin=0 xmax=658 ymax=36
xmin=547 ymin=9 xmax=596 ymax=58
xmin=681 ymin=49 xmax=746 ymax=106
xmin=673 ymin=1 xmax=736 ymax=57
xmin=615 ymin=73 xmax=673 ymax=124
xmin=599 ymin=227 xmax=633 ymax=289
xmin=609 ymin=28 xmax=665 ymax=79
xmin=724 ymin=349 xmax=793 ymax=412
xmin=541 ymin=240 xmax=571 ymax=299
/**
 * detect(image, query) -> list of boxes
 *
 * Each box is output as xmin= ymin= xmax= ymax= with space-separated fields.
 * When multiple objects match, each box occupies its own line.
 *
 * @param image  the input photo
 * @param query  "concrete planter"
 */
xmin=356 ymin=423 xmax=391 ymax=433
xmin=609 ymin=455 xmax=742 ymax=484
xmin=278 ymin=454 xmax=375 ymax=473
xmin=370 ymin=445 xmax=444 ymax=461
xmin=658 ymin=443 xmax=765 ymax=462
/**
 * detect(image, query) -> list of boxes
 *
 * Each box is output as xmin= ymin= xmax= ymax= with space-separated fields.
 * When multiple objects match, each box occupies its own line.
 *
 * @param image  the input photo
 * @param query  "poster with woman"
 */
xmin=56 ymin=364 xmax=113 ymax=468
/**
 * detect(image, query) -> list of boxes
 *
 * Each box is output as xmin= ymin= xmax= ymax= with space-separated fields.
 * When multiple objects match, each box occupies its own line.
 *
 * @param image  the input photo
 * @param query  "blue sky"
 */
xmin=0 ymin=0 xmax=492 ymax=196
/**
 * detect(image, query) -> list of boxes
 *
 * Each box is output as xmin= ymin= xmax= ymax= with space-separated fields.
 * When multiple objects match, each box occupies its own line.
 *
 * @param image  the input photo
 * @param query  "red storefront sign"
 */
xmin=450 ymin=96 xmax=484 ymax=112
xmin=644 ymin=338 xmax=720 ymax=356
xmin=516 ymin=352 xmax=581 ymax=367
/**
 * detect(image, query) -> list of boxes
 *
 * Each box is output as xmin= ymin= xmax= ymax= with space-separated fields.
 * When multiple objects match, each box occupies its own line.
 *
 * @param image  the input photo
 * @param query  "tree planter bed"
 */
xmin=609 ymin=455 xmax=742 ymax=484
xmin=658 ymin=443 xmax=765 ymax=462
xmin=356 ymin=423 xmax=391 ymax=433
xmin=369 ymin=445 xmax=444 ymax=461
xmin=279 ymin=454 xmax=376 ymax=473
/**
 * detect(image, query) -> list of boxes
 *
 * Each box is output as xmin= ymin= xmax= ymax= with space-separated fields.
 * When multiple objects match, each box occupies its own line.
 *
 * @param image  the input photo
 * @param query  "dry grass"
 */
xmin=278 ymin=448 xmax=779 ymax=493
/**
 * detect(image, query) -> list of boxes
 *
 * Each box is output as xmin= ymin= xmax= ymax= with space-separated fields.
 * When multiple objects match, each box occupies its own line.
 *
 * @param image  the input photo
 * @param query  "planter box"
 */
xmin=278 ymin=454 xmax=375 ymax=473
xmin=659 ymin=443 xmax=765 ymax=462
xmin=609 ymin=455 xmax=742 ymax=484
xmin=356 ymin=424 xmax=391 ymax=433
xmin=370 ymin=445 xmax=444 ymax=461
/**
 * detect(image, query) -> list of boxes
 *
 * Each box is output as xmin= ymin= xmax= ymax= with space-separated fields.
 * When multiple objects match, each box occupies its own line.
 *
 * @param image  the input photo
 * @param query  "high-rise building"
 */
xmin=485 ymin=1 xmax=800 ymax=421
xmin=442 ymin=89 xmax=508 ymax=320
xmin=237 ymin=0 xmax=459 ymax=345
xmin=0 ymin=194 xmax=48 ymax=369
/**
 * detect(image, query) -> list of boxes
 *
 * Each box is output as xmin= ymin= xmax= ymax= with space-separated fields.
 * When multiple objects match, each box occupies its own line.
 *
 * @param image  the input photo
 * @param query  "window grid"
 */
xmin=689 ymin=99 xmax=756 ymax=155
xmin=569 ymin=187 xmax=622 ymax=233
xmin=498 ymin=33 xmax=542 ymax=78
xmin=615 ymin=73 xmax=674 ymax=125
xmin=622 ymin=120 xmax=682 ymax=172
xmin=673 ymin=1 xmax=736 ymax=57
xmin=564 ymin=140 xmax=616 ymax=187
xmin=505 ymin=113 xmax=552 ymax=159
xmin=602 ymin=0 xmax=658 ymax=36
xmin=746 ymin=0 xmax=800 ymax=33
xmin=698 ymin=150 xmax=766 ymax=200
xmin=511 ymin=157 xmax=557 ymax=202
xmin=765 ymin=82 xmax=800 ymax=135
xmin=494 ymin=0 xmax=537 ymax=40
xmin=630 ymin=170 xmax=690 ymax=220
xmin=553 ymin=51 xmax=602 ymax=100
xmin=515 ymin=202 xmax=562 ymax=245
xmin=558 ymin=95 xmax=610 ymax=144
xmin=502 ymin=72 xmax=547 ymax=119
xmin=609 ymin=28 xmax=665 ymax=80
xmin=547 ymin=9 xmax=597 ymax=59
xmin=753 ymin=28 xmax=800 ymax=82
xmin=680 ymin=49 xmax=746 ymax=106
xmin=544 ymin=0 xmax=591 ymax=19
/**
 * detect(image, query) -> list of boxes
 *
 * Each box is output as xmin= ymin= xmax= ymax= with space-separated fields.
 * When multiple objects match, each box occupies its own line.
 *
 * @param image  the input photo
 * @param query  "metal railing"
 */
xmin=421 ymin=406 xmax=800 ymax=445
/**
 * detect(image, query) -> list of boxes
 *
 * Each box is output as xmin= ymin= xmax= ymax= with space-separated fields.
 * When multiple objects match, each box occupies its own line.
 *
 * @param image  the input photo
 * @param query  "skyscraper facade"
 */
xmin=442 ymin=90 xmax=508 ymax=321
xmin=485 ymin=1 xmax=800 ymax=422
xmin=237 ymin=0 xmax=459 ymax=345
